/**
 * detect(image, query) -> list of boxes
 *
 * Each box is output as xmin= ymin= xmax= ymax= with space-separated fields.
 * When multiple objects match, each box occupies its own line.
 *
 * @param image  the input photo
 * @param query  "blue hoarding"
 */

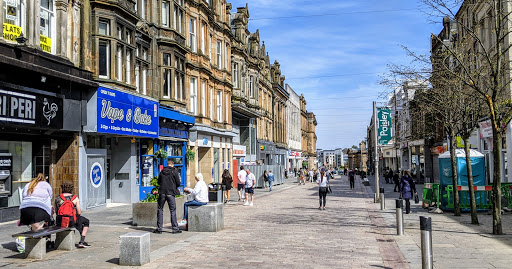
xmin=97 ymin=87 xmax=158 ymax=138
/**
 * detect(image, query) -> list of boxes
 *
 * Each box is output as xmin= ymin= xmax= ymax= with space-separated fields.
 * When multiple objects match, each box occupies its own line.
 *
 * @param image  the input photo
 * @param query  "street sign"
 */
xmin=377 ymin=107 xmax=392 ymax=145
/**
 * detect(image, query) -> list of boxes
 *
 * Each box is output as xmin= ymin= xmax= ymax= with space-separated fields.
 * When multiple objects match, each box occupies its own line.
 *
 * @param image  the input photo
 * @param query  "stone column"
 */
xmin=55 ymin=0 xmax=68 ymax=57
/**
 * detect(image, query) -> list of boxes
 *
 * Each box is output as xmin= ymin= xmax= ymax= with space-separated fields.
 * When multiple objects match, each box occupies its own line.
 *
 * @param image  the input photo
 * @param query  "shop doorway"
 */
xmin=110 ymin=138 xmax=132 ymax=203
xmin=214 ymin=148 xmax=219 ymax=183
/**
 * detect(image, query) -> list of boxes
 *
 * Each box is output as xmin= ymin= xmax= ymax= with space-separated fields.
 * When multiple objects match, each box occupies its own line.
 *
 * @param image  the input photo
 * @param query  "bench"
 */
xmin=12 ymin=226 xmax=76 ymax=259
xmin=119 ymin=232 xmax=150 ymax=266
xmin=188 ymin=203 xmax=224 ymax=232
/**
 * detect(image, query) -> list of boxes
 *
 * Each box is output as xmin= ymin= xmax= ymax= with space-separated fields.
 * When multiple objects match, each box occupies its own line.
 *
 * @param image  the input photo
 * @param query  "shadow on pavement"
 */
xmin=1 ymin=242 xmax=17 ymax=252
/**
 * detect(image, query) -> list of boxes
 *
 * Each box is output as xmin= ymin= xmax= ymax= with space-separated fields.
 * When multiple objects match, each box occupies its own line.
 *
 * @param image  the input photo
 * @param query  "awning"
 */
xmin=159 ymin=107 xmax=195 ymax=125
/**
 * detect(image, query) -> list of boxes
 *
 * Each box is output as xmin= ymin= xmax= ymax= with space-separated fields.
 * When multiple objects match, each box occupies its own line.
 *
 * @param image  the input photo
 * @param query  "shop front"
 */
xmin=82 ymin=87 xmax=158 ymax=208
xmin=287 ymin=150 xmax=302 ymax=172
xmin=0 ymin=83 xmax=86 ymax=222
xmin=258 ymin=140 xmax=276 ymax=165
xmin=138 ymin=106 xmax=194 ymax=200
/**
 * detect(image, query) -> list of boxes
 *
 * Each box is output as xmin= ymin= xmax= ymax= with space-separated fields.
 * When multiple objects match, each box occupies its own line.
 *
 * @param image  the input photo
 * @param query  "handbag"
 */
xmin=414 ymin=192 xmax=419 ymax=204
xmin=327 ymin=184 xmax=332 ymax=194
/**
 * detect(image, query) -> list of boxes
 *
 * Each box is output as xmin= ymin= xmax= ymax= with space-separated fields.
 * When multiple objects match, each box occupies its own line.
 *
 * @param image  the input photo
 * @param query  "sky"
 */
xmin=228 ymin=0 xmax=443 ymax=150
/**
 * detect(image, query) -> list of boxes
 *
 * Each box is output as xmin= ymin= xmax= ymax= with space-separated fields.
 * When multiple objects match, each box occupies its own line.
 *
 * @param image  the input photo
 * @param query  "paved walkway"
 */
xmin=366 ymin=174 xmax=512 ymax=269
xmin=141 ymin=174 xmax=407 ymax=269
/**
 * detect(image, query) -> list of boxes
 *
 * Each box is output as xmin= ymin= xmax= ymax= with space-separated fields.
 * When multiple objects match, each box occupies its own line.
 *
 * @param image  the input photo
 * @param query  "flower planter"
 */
xmin=132 ymin=196 xmax=185 ymax=226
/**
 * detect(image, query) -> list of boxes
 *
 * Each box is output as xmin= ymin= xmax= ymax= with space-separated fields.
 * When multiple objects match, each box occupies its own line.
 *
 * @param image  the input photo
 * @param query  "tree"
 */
xmin=423 ymin=0 xmax=512 ymax=234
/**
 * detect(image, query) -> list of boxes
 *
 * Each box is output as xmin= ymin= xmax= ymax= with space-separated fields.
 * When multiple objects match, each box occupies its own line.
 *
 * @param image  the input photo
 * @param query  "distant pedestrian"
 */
xmin=393 ymin=171 xmax=400 ymax=192
xmin=349 ymin=170 xmax=356 ymax=189
xmin=317 ymin=171 xmax=329 ymax=210
xmin=294 ymin=167 xmax=297 ymax=177
xmin=154 ymin=161 xmax=182 ymax=234
xmin=400 ymin=170 xmax=417 ymax=214
xmin=237 ymin=166 xmax=247 ymax=202
xmin=244 ymin=169 xmax=256 ymax=206
xmin=308 ymin=169 xmax=314 ymax=183
xmin=221 ymin=169 xmax=233 ymax=203
xmin=268 ymin=170 xmax=275 ymax=191
xmin=299 ymin=168 xmax=305 ymax=185
xmin=263 ymin=170 xmax=269 ymax=189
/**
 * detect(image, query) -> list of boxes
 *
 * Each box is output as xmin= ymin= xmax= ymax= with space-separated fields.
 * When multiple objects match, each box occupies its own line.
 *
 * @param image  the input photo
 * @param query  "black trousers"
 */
xmin=405 ymin=198 xmax=411 ymax=214
xmin=319 ymin=189 xmax=327 ymax=207
xmin=157 ymin=194 xmax=179 ymax=231
xmin=75 ymin=216 xmax=89 ymax=235
xmin=349 ymin=179 xmax=355 ymax=189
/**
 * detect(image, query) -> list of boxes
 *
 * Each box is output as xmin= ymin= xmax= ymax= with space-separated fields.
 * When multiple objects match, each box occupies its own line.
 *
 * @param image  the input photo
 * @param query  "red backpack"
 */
xmin=57 ymin=194 xmax=77 ymax=228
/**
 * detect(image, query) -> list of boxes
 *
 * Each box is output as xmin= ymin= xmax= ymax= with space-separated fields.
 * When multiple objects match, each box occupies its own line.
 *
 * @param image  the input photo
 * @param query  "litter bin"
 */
xmin=380 ymin=187 xmax=385 ymax=194
xmin=208 ymin=183 xmax=223 ymax=202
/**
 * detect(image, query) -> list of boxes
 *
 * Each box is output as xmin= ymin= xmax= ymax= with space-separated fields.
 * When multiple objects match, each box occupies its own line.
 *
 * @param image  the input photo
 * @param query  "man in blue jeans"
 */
xmin=180 ymin=173 xmax=209 ymax=226
xmin=267 ymin=170 xmax=275 ymax=191
xmin=154 ymin=161 xmax=182 ymax=234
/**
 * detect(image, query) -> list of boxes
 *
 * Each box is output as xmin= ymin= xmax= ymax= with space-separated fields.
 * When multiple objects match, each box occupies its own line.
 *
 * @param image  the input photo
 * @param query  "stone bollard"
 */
xmin=119 ymin=232 xmax=150 ymax=266
xmin=396 ymin=199 xmax=404 ymax=236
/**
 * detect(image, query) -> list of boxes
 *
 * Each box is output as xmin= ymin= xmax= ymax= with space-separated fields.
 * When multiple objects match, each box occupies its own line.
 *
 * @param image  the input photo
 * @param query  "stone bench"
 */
xmin=12 ymin=226 xmax=76 ymax=259
xmin=119 ymin=232 xmax=150 ymax=266
xmin=188 ymin=203 xmax=224 ymax=232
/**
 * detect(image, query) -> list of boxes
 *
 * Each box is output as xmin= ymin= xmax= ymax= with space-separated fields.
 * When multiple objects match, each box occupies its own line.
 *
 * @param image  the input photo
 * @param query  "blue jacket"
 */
xmin=399 ymin=176 xmax=416 ymax=199
xmin=267 ymin=173 xmax=275 ymax=181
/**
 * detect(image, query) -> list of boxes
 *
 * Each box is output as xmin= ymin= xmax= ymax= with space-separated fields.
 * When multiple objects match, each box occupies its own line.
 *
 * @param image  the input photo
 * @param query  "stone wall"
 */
xmin=51 ymin=134 xmax=79 ymax=200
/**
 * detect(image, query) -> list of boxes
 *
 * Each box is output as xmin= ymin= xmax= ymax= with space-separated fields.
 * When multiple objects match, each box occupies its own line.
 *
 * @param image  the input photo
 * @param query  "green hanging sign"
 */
xmin=378 ymin=108 xmax=392 ymax=145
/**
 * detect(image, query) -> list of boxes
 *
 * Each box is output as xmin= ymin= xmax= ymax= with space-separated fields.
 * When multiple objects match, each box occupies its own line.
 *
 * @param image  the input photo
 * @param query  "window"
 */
xmin=209 ymin=35 xmax=212 ymax=62
xmin=201 ymin=81 xmax=206 ymax=115
xmin=189 ymin=18 xmax=196 ymax=52
xmin=136 ymin=44 xmax=150 ymax=94
xmin=117 ymin=45 xmax=123 ymax=81
xmin=216 ymin=41 xmax=221 ymax=68
xmin=174 ymin=4 xmax=183 ymax=33
xmin=142 ymin=66 xmax=147 ymax=94
xmin=190 ymin=77 xmax=198 ymax=115
xmin=249 ymin=75 xmax=254 ymax=97
xmin=40 ymin=0 xmax=55 ymax=53
xmin=163 ymin=53 xmax=171 ymax=98
xmin=141 ymin=0 xmax=146 ymax=20
xmin=233 ymin=62 xmax=238 ymax=88
xmin=217 ymin=91 xmax=222 ymax=122
xmin=98 ymin=20 xmax=109 ymax=35
xmin=210 ymin=87 xmax=213 ymax=120
xmin=225 ymin=93 xmax=229 ymax=123
xmin=4 ymin=0 xmax=25 ymax=43
xmin=99 ymin=41 xmax=110 ymax=78
xmin=175 ymin=55 xmax=185 ymax=101
xmin=162 ymin=1 xmax=169 ymax=26
xmin=126 ymin=49 xmax=131 ymax=84
xmin=201 ymin=23 xmax=205 ymax=53
xmin=219 ymin=2 xmax=223 ymax=22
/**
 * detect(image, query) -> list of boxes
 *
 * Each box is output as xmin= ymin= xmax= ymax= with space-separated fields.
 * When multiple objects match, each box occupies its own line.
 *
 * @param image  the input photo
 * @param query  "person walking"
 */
xmin=348 ymin=170 xmax=356 ymax=189
xmin=237 ymin=166 xmax=247 ymax=202
xmin=19 ymin=173 xmax=53 ymax=232
xmin=154 ymin=161 xmax=182 ymax=234
xmin=244 ymin=169 xmax=256 ymax=206
xmin=399 ymin=170 xmax=417 ymax=214
xmin=263 ymin=170 xmax=269 ymax=189
xmin=317 ymin=170 xmax=328 ymax=210
xmin=268 ymin=170 xmax=275 ymax=192
xmin=308 ymin=169 xmax=314 ymax=183
xmin=221 ymin=169 xmax=233 ymax=203
xmin=393 ymin=170 xmax=400 ymax=192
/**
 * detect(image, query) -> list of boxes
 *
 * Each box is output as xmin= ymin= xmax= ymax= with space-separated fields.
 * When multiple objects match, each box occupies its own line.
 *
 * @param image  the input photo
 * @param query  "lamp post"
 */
xmin=373 ymin=101 xmax=380 ymax=202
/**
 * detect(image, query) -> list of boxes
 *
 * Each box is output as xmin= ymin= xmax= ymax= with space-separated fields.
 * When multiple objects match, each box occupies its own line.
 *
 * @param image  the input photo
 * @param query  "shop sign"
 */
xmin=40 ymin=35 xmax=51 ymax=53
xmin=0 ymin=88 xmax=63 ymax=129
xmin=430 ymin=146 xmax=447 ymax=155
xmin=3 ymin=22 xmax=21 ymax=42
xmin=159 ymin=120 xmax=188 ymax=139
xmin=90 ymin=162 xmax=103 ymax=188
xmin=377 ymin=107 xmax=392 ymax=145
xmin=5 ymin=0 xmax=17 ymax=21
xmin=97 ymin=87 xmax=158 ymax=138
xmin=233 ymin=145 xmax=246 ymax=157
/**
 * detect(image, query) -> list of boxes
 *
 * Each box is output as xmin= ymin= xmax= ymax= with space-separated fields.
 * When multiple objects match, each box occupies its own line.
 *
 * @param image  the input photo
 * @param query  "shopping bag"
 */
xmin=414 ymin=193 xmax=419 ymax=204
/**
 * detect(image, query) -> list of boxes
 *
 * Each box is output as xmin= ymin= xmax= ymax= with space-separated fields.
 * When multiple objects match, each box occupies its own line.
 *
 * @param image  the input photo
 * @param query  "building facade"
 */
xmin=286 ymin=84 xmax=301 ymax=172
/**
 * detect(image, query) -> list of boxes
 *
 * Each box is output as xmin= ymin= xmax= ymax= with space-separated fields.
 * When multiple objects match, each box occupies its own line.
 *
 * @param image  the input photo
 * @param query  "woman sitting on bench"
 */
xmin=19 ymin=173 xmax=53 ymax=232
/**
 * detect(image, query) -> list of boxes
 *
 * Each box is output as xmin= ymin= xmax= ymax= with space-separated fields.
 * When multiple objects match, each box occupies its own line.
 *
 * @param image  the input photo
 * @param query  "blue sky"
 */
xmin=229 ymin=0 xmax=442 ymax=150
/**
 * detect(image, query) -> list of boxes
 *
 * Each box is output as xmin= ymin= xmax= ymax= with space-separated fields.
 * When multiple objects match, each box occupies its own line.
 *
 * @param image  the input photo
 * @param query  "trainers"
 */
xmin=77 ymin=242 xmax=91 ymax=248
xmin=179 ymin=220 xmax=187 ymax=225
xmin=153 ymin=229 xmax=162 ymax=234
xmin=243 ymin=202 xmax=249 ymax=206
xmin=171 ymin=230 xmax=182 ymax=234
xmin=249 ymin=202 xmax=253 ymax=206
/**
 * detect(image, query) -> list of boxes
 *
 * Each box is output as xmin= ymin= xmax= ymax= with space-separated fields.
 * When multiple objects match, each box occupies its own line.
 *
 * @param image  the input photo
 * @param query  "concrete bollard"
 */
xmin=396 ymin=199 xmax=404 ymax=236
xmin=380 ymin=193 xmax=385 ymax=210
xmin=420 ymin=216 xmax=433 ymax=269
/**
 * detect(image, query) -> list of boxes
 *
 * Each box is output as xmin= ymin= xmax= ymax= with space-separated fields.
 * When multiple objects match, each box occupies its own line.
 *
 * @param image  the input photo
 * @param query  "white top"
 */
xmin=246 ymin=173 xmax=256 ymax=188
xmin=238 ymin=169 xmax=247 ymax=184
xmin=317 ymin=176 xmax=328 ymax=187
xmin=308 ymin=170 xmax=314 ymax=177
xmin=190 ymin=180 xmax=209 ymax=203
xmin=20 ymin=181 xmax=53 ymax=216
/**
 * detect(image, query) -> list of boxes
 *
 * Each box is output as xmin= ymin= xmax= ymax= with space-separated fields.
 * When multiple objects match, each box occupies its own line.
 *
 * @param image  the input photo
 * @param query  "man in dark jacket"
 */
xmin=154 ymin=161 xmax=182 ymax=234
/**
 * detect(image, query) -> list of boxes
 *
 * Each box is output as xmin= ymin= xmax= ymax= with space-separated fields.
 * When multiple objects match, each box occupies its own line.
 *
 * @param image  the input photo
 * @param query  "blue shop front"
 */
xmin=138 ymin=106 xmax=194 ymax=200
xmin=82 ymin=87 xmax=159 ymax=208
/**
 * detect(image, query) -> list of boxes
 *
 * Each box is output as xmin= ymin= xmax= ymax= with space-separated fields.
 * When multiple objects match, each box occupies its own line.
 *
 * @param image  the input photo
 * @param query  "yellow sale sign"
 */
xmin=3 ymin=23 xmax=21 ymax=42
xmin=40 ymin=35 xmax=51 ymax=53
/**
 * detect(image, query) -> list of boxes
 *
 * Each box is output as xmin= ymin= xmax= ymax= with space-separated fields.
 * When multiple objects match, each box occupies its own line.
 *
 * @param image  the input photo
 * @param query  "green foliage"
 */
xmin=154 ymin=148 xmax=168 ymax=159
xmin=186 ymin=148 xmax=195 ymax=162
xmin=141 ymin=176 xmax=159 ymax=203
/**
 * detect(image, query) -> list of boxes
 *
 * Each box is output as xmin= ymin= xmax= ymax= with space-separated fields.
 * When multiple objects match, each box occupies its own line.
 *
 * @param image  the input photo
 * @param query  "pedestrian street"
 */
xmin=142 ymin=174 xmax=408 ymax=269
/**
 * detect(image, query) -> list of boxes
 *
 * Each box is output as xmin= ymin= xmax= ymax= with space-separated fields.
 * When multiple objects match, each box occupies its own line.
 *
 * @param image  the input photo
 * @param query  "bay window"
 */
xmin=189 ymin=18 xmax=196 ymax=52
xmin=40 ymin=0 xmax=55 ymax=54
